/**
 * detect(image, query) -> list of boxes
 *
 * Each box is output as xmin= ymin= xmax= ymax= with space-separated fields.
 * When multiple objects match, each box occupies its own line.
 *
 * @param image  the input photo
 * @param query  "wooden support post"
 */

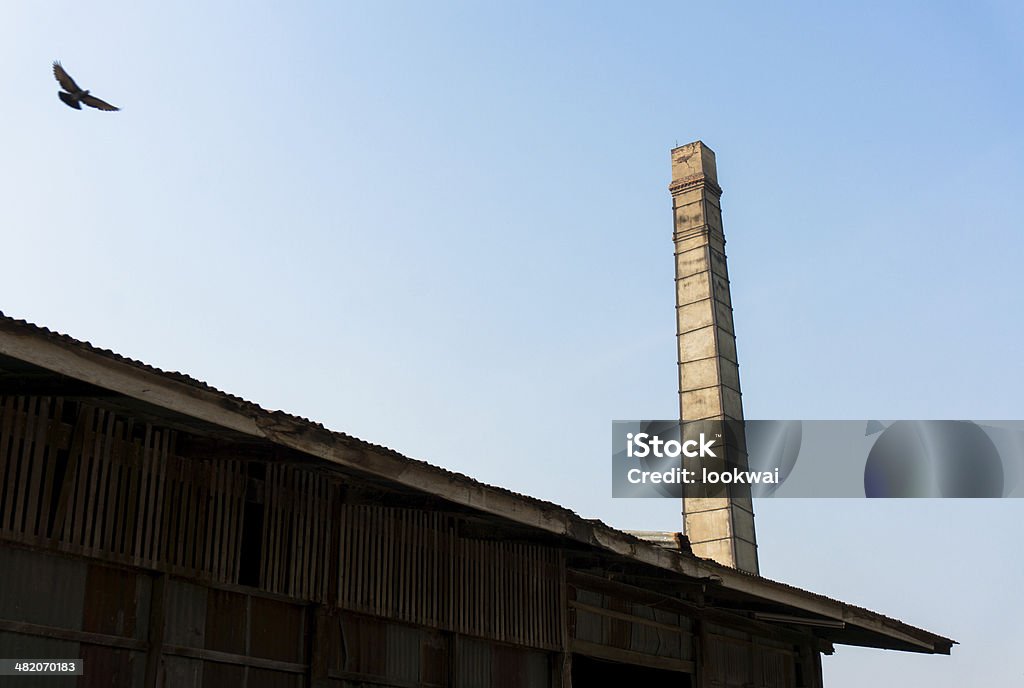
xmin=558 ymin=552 xmax=572 ymax=688
xmin=309 ymin=607 xmax=329 ymax=687
xmin=144 ymin=573 xmax=166 ymax=688
xmin=694 ymin=619 xmax=708 ymax=688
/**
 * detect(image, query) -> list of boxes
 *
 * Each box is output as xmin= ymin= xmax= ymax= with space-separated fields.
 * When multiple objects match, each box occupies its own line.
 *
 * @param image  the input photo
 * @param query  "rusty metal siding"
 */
xmin=570 ymin=588 xmax=601 ymax=645
xmin=0 ymin=546 xmax=86 ymax=629
xmin=0 ymin=396 xmax=69 ymax=543
xmin=80 ymin=563 xmax=150 ymax=687
xmin=162 ymin=656 xmax=203 ymax=686
xmin=568 ymin=579 xmax=694 ymax=666
xmin=713 ymin=637 xmax=751 ymax=687
xmin=0 ymin=547 xmax=151 ymax=687
xmin=250 ymin=596 xmax=305 ymax=664
xmin=702 ymin=622 xmax=798 ymax=688
xmin=82 ymin=564 xmax=149 ymax=641
xmin=321 ymin=613 xmax=452 ymax=687
xmin=0 ymin=396 xmax=565 ymax=652
xmin=494 ymin=643 xmax=550 ymax=688
xmin=0 ymin=549 xmax=542 ymax=688
xmin=757 ymin=646 xmax=795 ymax=688
xmin=337 ymin=504 xmax=562 ymax=650
xmin=420 ymin=628 xmax=448 ymax=688
xmin=338 ymin=506 xmax=448 ymax=626
xmin=0 ymin=394 xmax=324 ymax=607
xmin=456 ymin=636 xmax=551 ymax=688
xmin=628 ymin=603 xmax=690 ymax=661
xmin=163 ymin=579 xmax=207 ymax=648
xmin=456 ymin=636 xmax=492 ymax=687
xmin=81 ymin=643 xmax=145 ymax=687
xmin=384 ymin=622 xmax=420 ymax=684
xmin=706 ymin=633 xmax=799 ymax=688
xmin=203 ymin=587 xmax=247 ymax=655
xmin=259 ymin=464 xmax=333 ymax=602
xmin=0 ymin=397 xmax=248 ymax=587
xmin=160 ymin=580 xmax=310 ymax=685
xmin=335 ymin=613 xmax=387 ymax=679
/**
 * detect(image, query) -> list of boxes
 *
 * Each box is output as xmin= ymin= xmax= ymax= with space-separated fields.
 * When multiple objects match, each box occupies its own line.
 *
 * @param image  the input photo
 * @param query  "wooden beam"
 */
xmin=569 ymin=601 xmax=689 ymax=635
xmin=160 ymin=644 xmax=307 ymax=674
xmin=568 ymin=570 xmax=815 ymax=648
xmin=0 ymin=618 xmax=148 ymax=651
xmin=569 ymin=638 xmax=695 ymax=674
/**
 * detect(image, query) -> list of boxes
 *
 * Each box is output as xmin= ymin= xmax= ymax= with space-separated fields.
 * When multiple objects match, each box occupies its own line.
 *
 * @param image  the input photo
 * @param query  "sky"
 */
xmin=1 ymin=2 xmax=1022 ymax=685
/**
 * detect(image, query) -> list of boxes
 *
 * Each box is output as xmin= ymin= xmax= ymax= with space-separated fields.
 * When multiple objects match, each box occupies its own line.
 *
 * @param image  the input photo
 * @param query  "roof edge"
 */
xmin=0 ymin=312 xmax=955 ymax=654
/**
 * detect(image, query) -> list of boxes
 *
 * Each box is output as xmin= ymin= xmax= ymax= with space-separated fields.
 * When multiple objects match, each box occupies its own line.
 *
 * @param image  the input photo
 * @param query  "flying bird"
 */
xmin=52 ymin=61 xmax=120 ymax=111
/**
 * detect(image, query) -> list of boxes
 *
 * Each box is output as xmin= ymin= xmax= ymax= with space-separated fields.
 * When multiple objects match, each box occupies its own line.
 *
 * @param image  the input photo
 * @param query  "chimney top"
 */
xmin=671 ymin=140 xmax=718 ymax=185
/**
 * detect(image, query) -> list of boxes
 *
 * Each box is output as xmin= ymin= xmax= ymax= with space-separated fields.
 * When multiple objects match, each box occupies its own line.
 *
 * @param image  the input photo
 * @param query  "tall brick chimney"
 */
xmin=670 ymin=141 xmax=759 ymax=573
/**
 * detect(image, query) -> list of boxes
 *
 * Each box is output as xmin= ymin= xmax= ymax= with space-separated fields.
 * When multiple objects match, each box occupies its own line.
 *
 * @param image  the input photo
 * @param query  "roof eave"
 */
xmin=0 ymin=315 xmax=955 ymax=655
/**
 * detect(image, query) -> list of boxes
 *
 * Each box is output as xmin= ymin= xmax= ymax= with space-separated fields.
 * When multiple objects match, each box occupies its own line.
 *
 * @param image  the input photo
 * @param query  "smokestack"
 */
xmin=670 ymin=141 xmax=759 ymax=574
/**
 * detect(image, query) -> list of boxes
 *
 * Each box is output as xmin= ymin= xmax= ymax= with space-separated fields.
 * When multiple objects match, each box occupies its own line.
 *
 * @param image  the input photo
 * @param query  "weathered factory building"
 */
xmin=0 ymin=318 xmax=955 ymax=687
xmin=0 ymin=144 xmax=952 ymax=686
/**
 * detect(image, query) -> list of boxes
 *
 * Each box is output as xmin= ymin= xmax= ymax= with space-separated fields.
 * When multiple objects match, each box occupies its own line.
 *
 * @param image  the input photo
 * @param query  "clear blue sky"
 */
xmin=2 ymin=2 xmax=1021 ymax=685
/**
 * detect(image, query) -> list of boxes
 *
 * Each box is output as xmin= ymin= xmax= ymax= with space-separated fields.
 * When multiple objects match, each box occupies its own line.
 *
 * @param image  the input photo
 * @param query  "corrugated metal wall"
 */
xmin=0 ymin=546 xmax=148 ymax=687
xmin=0 ymin=396 xmax=566 ymax=686
xmin=259 ymin=463 xmax=333 ymax=602
xmin=0 ymin=395 xmax=562 ymax=653
xmin=570 ymin=586 xmax=693 ymax=663
xmin=456 ymin=636 xmax=550 ymax=688
xmin=567 ymin=571 xmax=697 ymax=680
xmin=337 ymin=504 xmax=562 ymax=650
xmin=703 ymin=623 xmax=797 ymax=688
xmin=0 ymin=396 xmax=248 ymax=584
xmin=0 ymin=394 xmax=810 ymax=688
xmin=160 ymin=579 xmax=308 ymax=687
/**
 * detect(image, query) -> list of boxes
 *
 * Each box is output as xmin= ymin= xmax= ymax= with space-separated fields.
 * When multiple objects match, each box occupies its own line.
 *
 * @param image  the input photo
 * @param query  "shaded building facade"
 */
xmin=0 ymin=313 xmax=952 ymax=687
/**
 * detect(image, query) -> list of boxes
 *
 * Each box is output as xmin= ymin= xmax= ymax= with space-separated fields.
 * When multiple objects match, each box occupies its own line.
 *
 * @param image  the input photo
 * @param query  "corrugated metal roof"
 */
xmin=0 ymin=311 xmax=590 ymax=521
xmin=0 ymin=310 xmax=955 ymax=654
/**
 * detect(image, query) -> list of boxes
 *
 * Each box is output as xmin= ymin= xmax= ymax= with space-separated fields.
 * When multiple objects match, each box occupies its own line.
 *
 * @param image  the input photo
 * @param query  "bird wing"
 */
xmin=81 ymin=95 xmax=120 ymax=111
xmin=52 ymin=62 xmax=81 ymax=93
xmin=57 ymin=92 xmax=82 ymax=109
